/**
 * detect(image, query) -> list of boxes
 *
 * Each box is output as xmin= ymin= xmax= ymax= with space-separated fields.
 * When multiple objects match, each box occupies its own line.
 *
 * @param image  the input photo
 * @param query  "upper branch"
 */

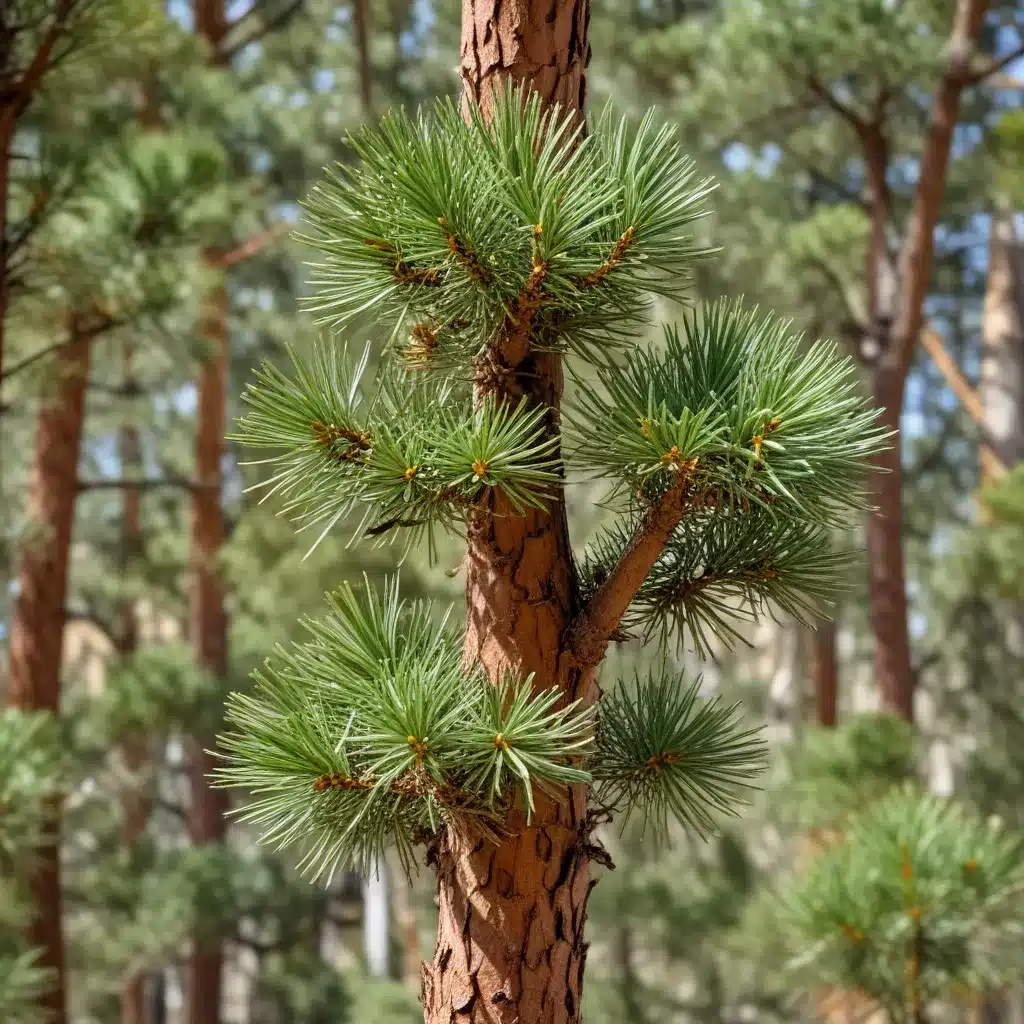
xmin=567 ymin=475 xmax=691 ymax=669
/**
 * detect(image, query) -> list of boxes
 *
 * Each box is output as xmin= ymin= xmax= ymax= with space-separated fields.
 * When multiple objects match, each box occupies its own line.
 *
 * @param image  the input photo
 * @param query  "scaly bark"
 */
xmin=6 ymin=317 xmax=91 ymax=1024
xmin=422 ymin=5 xmax=592 ymax=1023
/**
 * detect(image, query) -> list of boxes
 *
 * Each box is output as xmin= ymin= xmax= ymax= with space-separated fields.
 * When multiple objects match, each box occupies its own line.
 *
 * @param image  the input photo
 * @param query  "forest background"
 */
xmin=2 ymin=1 xmax=1024 ymax=1023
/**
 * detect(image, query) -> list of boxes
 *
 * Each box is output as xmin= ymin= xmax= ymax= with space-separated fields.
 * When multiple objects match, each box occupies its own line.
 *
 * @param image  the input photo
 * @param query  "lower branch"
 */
xmin=567 ymin=476 xmax=690 ymax=668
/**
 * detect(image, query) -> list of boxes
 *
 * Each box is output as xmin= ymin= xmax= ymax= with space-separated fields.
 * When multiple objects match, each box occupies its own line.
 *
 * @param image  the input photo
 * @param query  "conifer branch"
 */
xmin=568 ymin=472 xmax=692 ymax=669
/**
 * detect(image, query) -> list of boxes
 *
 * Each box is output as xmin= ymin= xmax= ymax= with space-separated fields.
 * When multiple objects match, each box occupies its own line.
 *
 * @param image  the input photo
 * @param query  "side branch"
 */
xmin=567 ymin=476 xmax=691 ymax=668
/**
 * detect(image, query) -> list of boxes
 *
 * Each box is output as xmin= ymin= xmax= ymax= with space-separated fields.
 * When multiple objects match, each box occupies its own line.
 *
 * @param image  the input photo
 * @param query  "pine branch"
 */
xmin=233 ymin=340 xmax=560 ymax=555
xmin=591 ymin=670 xmax=768 ymax=840
xmin=568 ymin=473 xmax=692 ymax=669
xmin=215 ymin=578 xmax=593 ymax=879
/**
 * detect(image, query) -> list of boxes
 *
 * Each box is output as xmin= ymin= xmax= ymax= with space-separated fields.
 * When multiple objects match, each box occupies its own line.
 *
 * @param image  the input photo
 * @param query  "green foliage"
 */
xmin=581 ymin=509 xmax=854 ymax=658
xmin=783 ymin=714 xmax=918 ymax=830
xmin=299 ymin=87 xmax=714 ymax=360
xmin=250 ymin=949 xmax=349 ymax=1024
xmin=235 ymin=342 xmax=559 ymax=552
xmin=0 ymin=711 xmax=62 ymax=1024
xmin=592 ymin=670 xmax=768 ymax=839
xmin=570 ymin=301 xmax=887 ymax=524
xmin=216 ymin=577 xmax=594 ymax=878
xmin=785 ymin=787 xmax=1024 ymax=1023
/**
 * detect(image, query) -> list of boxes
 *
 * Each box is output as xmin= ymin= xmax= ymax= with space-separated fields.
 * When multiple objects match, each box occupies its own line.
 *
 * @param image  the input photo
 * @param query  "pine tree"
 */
xmin=785 ymin=786 xmax=1024 ymax=1024
xmin=215 ymin=3 xmax=889 ymax=1020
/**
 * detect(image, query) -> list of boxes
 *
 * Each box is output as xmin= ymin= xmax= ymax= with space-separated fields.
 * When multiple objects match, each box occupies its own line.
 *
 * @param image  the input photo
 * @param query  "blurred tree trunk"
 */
xmin=186 ymin=283 xmax=231 ymax=1024
xmin=811 ymin=616 xmax=838 ymax=727
xmin=117 ymin=341 xmax=156 ymax=1024
xmin=363 ymin=863 xmax=391 ymax=978
xmin=975 ymin=204 xmax=1024 ymax=1024
xmin=187 ymin=4 xmax=231 ymax=1022
xmin=859 ymin=0 xmax=989 ymax=724
xmin=980 ymin=207 xmax=1024 ymax=488
xmin=6 ymin=315 xmax=92 ymax=1024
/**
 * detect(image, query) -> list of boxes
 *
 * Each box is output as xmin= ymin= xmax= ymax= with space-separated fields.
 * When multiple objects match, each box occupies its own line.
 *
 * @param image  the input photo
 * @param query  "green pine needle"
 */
xmin=784 ymin=786 xmax=1024 ymax=1018
xmin=216 ymin=577 xmax=596 ymax=879
xmin=591 ymin=669 xmax=768 ymax=841
xmin=568 ymin=299 xmax=890 ymax=526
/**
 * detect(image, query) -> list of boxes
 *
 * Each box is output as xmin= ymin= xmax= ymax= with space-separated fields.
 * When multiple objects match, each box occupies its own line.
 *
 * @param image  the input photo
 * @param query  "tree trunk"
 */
xmin=363 ymin=860 xmax=391 ymax=978
xmin=810 ymin=615 xmax=838 ymax=727
xmin=865 ymin=373 xmax=915 ymax=721
xmin=186 ymin=285 xmax=230 ymax=1024
xmin=117 ymin=342 xmax=154 ymax=1024
xmin=0 ymin=120 xmax=11 ymax=394
xmin=980 ymin=207 xmax=1024 ymax=487
xmin=6 ymin=318 xmax=91 ymax=1024
xmin=187 ymin=4 xmax=229 ymax=1021
xmin=422 ymin=5 xmax=592 ymax=1023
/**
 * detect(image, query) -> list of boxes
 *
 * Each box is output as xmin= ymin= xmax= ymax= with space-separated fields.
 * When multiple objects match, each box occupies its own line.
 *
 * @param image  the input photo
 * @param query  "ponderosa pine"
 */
xmin=217 ymin=3 xmax=889 ymax=1022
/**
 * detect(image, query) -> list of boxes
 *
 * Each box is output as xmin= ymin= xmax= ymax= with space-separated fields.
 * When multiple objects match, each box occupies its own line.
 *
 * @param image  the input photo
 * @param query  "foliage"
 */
xmin=591 ymin=670 xmax=767 ymax=839
xmin=781 ymin=714 xmax=918 ymax=831
xmin=216 ymin=577 xmax=594 ymax=877
xmin=0 ymin=711 xmax=62 ymax=1024
xmin=785 ymin=787 xmax=1024 ymax=1024
xmin=220 ymin=82 xmax=885 ymax=885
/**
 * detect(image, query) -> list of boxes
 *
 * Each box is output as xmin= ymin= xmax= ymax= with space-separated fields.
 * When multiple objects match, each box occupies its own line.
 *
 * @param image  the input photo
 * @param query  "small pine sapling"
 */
xmin=216 ymin=88 xmax=890 ymax=1022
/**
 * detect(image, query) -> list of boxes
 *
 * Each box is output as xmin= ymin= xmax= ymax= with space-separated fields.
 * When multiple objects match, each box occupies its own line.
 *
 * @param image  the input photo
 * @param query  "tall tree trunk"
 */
xmin=422 ymin=5 xmax=592 ymax=1023
xmin=188 ymin=4 xmax=229 ymax=1022
xmin=352 ymin=0 xmax=373 ymax=119
xmin=980 ymin=207 xmax=1024 ymax=487
xmin=810 ymin=615 xmax=838 ymax=727
xmin=866 ymin=372 xmax=915 ymax=720
xmin=6 ymin=318 xmax=91 ymax=1024
xmin=117 ymin=342 xmax=153 ymax=1024
xmin=858 ymin=0 xmax=989 ymax=724
xmin=186 ymin=285 xmax=231 ymax=1024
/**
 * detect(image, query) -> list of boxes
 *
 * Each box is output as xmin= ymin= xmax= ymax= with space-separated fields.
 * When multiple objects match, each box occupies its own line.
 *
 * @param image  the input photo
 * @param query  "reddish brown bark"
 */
xmin=423 ymin=5 xmax=593 ymax=1023
xmin=810 ymin=616 xmax=838 ymax=728
xmin=6 ymin=318 xmax=91 ymax=1024
xmin=853 ymin=0 xmax=991 ymax=724
xmin=186 ymin=285 xmax=230 ymax=1024
xmin=186 ymin=4 xmax=230 ymax=1021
